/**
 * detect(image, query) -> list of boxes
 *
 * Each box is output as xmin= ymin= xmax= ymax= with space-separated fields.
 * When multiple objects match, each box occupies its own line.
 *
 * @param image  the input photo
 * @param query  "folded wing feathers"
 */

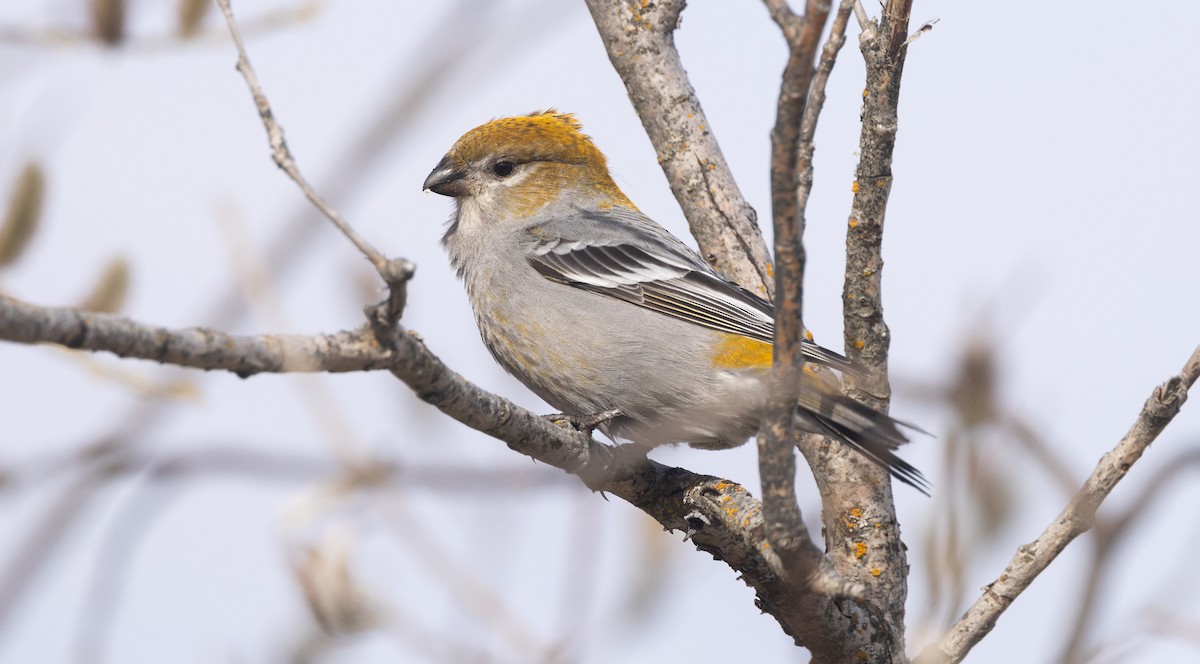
xmin=528 ymin=237 xmax=927 ymax=493
xmin=528 ymin=240 xmax=866 ymax=376
xmin=650 ymin=276 xmax=774 ymax=342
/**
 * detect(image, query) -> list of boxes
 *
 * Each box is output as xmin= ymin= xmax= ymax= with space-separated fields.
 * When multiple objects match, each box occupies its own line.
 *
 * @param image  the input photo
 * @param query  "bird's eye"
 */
xmin=492 ymin=161 xmax=515 ymax=177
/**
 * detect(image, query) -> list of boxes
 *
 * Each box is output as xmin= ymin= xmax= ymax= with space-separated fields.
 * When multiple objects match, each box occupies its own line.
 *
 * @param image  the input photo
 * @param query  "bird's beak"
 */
xmin=423 ymin=155 xmax=469 ymax=197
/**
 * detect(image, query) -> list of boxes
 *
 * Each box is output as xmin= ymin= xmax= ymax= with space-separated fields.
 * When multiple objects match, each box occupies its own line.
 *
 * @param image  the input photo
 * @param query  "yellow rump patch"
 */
xmin=712 ymin=334 xmax=772 ymax=370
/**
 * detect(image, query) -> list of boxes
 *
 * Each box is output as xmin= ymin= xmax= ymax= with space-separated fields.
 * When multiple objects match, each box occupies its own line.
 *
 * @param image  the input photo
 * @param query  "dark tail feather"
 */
xmin=794 ymin=391 xmax=931 ymax=495
xmin=801 ymin=341 xmax=869 ymax=379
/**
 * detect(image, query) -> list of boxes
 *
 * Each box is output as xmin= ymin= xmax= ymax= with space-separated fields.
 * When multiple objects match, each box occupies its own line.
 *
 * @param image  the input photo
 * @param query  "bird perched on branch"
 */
xmin=424 ymin=111 xmax=926 ymax=493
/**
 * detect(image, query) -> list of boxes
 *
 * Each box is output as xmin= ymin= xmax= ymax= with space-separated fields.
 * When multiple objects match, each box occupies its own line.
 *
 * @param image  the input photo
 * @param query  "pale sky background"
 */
xmin=2 ymin=1 xmax=1199 ymax=663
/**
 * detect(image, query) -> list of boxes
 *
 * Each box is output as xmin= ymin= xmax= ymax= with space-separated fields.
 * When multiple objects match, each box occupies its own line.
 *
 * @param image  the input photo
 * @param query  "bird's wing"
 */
xmin=523 ymin=208 xmax=864 ymax=376
xmin=529 ymin=237 xmax=776 ymax=343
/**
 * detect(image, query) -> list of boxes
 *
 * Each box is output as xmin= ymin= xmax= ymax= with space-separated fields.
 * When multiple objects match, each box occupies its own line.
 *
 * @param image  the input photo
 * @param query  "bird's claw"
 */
xmin=543 ymin=408 xmax=623 ymax=437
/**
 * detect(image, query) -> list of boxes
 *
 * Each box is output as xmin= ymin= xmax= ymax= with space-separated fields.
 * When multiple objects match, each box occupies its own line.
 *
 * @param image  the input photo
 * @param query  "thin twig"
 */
xmin=916 ymin=344 xmax=1200 ymax=664
xmin=759 ymin=0 xmax=832 ymax=589
xmin=214 ymin=0 xmax=415 ymax=324
xmin=762 ymin=0 xmax=802 ymax=40
xmin=900 ymin=17 xmax=939 ymax=50
xmin=214 ymin=0 xmax=381 ymax=271
xmin=584 ymin=0 xmax=773 ymax=296
xmin=217 ymin=0 xmax=418 ymax=334
xmin=852 ymin=0 xmax=871 ymax=30
xmin=755 ymin=1 xmax=881 ymax=657
xmin=765 ymin=0 xmax=830 ymax=364
xmin=204 ymin=0 xmax=497 ymax=329
xmin=796 ymin=1 xmax=855 ymax=217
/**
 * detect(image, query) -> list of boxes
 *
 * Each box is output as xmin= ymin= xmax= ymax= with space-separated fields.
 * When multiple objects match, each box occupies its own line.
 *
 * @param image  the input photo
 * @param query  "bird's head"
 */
xmin=423 ymin=111 xmax=635 ymax=222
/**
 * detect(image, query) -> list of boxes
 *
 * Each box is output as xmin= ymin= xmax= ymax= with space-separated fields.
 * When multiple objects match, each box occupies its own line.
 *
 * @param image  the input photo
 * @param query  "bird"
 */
xmin=423 ymin=110 xmax=927 ymax=493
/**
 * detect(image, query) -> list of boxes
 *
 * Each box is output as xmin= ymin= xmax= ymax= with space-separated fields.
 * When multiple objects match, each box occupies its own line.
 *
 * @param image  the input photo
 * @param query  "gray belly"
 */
xmin=470 ymin=278 xmax=766 ymax=448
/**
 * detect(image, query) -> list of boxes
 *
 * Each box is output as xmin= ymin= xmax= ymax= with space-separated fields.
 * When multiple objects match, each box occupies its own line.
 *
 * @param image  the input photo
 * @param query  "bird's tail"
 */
xmin=793 ymin=381 xmax=930 ymax=495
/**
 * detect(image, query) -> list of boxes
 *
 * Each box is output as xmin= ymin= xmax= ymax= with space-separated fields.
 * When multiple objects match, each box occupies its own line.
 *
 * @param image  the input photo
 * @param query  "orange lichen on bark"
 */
xmin=846 ymin=508 xmax=864 ymax=531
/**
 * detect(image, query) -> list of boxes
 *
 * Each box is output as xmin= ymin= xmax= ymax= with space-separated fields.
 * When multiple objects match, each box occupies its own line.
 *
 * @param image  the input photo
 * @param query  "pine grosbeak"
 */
xmin=424 ymin=111 xmax=926 ymax=492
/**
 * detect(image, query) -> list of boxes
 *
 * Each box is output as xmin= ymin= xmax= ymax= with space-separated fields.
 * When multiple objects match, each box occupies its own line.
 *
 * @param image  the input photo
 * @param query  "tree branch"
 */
xmin=371 ymin=321 xmax=808 ymax=639
xmin=0 ymin=289 xmax=832 ymax=640
xmin=215 ymin=0 xmax=381 ymax=272
xmin=754 ymin=2 xmax=911 ymax=658
xmin=796 ymin=1 xmax=854 ymax=222
xmin=0 ymin=295 xmax=394 ymax=375
xmin=759 ymin=0 xmax=835 ymax=606
xmin=786 ymin=0 xmax=916 ymax=659
xmin=584 ymin=0 xmax=773 ymax=296
xmin=215 ymin=0 xmax=414 ymax=322
xmin=917 ymin=344 xmax=1200 ymax=664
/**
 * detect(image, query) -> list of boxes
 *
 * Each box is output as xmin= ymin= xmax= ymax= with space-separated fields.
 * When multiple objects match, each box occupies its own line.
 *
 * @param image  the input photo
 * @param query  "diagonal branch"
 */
xmin=215 ymin=0 xmax=382 ymax=272
xmin=584 ymin=0 xmax=773 ymax=297
xmin=0 ymin=286 xmax=825 ymax=640
xmin=796 ymin=1 xmax=855 ymax=222
xmin=916 ymin=344 xmax=1200 ymax=664
xmin=215 ymin=0 xmax=414 ymax=323
xmin=758 ymin=0 xmax=833 ymax=593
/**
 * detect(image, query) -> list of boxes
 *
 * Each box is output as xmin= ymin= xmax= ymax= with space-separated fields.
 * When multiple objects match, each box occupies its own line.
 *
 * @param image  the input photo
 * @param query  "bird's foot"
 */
xmin=543 ymin=408 xmax=623 ymax=438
